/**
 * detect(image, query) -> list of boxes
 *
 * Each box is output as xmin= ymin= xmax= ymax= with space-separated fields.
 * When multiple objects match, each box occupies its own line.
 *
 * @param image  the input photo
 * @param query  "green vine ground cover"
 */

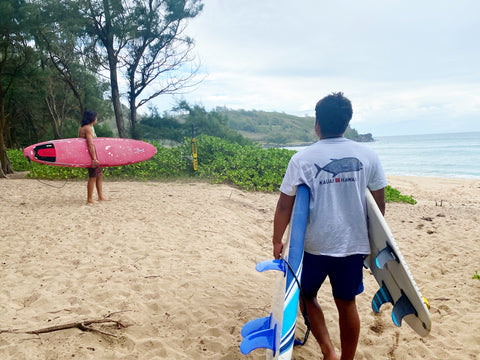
xmin=9 ymin=135 xmax=415 ymax=203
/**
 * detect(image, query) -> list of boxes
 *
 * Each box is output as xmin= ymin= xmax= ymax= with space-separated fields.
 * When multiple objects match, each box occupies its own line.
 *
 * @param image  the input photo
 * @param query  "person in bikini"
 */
xmin=78 ymin=110 xmax=108 ymax=204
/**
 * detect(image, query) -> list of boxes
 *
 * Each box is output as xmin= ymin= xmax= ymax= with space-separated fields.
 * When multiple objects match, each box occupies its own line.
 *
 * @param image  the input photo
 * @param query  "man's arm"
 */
xmin=85 ymin=128 xmax=99 ymax=168
xmin=272 ymin=192 xmax=296 ymax=259
xmin=371 ymin=187 xmax=386 ymax=216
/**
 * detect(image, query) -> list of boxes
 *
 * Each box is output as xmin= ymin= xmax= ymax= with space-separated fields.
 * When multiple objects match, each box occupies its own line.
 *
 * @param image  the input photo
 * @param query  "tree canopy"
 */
xmin=0 ymin=0 xmax=203 ymax=176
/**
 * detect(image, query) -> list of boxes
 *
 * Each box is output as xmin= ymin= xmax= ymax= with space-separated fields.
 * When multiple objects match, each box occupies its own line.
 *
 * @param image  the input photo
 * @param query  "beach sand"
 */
xmin=0 ymin=175 xmax=479 ymax=359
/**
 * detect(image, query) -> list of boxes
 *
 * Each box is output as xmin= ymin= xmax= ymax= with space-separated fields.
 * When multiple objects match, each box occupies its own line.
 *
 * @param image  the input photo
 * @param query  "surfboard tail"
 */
xmin=240 ymin=185 xmax=310 ymax=359
xmin=366 ymin=190 xmax=432 ymax=337
xmin=240 ymin=260 xmax=287 ymax=356
xmin=240 ymin=314 xmax=280 ymax=355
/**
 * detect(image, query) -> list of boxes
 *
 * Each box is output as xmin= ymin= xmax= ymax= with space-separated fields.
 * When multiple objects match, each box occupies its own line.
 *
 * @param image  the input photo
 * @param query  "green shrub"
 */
xmin=7 ymin=149 xmax=31 ymax=171
xmin=8 ymin=138 xmax=417 ymax=203
xmin=194 ymin=135 xmax=294 ymax=191
xmin=385 ymin=185 xmax=417 ymax=204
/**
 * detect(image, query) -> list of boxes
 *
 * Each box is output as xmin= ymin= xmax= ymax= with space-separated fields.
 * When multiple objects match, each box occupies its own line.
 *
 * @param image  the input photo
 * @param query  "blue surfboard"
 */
xmin=240 ymin=185 xmax=310 ymax=359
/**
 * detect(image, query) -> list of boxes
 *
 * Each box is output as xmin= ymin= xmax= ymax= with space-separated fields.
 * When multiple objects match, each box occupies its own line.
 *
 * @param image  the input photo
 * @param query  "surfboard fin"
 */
xmin=372 ymin=286 xmax=417 ymax=328
xmin=392 ymin=292 xmax=417 ymax=327
xmin=372 ymin=284 xmax=394 ymax=313
xmin=375 ymin=243 xmax=398 ymax=269
xmin=255 ymin=259 xmax=286 ymax=274
xmin=239 ymin=259 xmax=286 ymax=355
xmin=240 ymin=314 xmax=278 ymax=355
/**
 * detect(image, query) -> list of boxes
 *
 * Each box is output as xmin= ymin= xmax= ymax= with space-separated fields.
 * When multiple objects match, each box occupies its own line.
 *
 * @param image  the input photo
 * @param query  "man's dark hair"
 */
xmin=315 ymin=92 xmax=353 ymax=137
xmin=81 ymin=110 xmax=97 ymax=127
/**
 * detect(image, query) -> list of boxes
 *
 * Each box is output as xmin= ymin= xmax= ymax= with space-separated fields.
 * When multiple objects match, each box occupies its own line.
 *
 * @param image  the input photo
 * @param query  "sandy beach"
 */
xmin=1 ymin=175 xmax=479 ymax=359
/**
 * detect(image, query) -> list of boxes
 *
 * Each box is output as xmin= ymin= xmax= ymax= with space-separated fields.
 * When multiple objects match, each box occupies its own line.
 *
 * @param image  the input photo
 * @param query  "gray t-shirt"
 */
xmin=280 ymin=137 xmax=387 ymax=257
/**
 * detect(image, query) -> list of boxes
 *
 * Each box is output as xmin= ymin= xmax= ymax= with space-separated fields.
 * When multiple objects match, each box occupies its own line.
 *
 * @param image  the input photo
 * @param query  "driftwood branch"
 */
xmin=1 ymin=311 xmax=130 ymax=338
xmin=25 ymin=318 xmax=127 ymax=337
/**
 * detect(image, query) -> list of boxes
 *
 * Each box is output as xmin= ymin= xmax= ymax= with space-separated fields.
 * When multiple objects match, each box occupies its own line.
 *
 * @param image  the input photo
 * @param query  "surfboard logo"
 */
xmin=315 ymin=157 xmax=363 ymax=178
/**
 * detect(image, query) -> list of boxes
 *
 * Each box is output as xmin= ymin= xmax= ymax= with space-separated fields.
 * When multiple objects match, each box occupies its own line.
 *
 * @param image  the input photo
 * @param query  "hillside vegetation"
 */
xmin=138 ymin=105 xmax=373 ymax=147
xmin=210 ymin=108 xmax=373 ymax=145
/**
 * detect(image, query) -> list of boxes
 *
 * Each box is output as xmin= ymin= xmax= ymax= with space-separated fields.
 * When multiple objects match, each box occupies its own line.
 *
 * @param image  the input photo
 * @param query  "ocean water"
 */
xmin=287 ymin=132 xmax=480 ymax=179
xmin=366 ymin=132 xmax=480 ymax=179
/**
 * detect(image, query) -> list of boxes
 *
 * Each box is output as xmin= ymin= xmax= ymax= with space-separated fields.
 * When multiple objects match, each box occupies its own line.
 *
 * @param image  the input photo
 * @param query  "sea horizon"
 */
xmin=372 ymin=130 xmax=480 ymax=139
xmin=285 ymin=131 xmax=480 ymax=180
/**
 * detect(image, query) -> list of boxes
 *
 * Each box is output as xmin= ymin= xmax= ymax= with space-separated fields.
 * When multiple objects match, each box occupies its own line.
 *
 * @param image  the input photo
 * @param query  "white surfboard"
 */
xmin=364 ymin=190 xmax=431 ymax=336
xmin=240 ymin=185 xmax=309 ymax=359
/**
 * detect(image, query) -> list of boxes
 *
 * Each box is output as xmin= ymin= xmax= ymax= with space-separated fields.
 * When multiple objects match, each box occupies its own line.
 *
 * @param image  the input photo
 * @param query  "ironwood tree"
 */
xmin=0 ymin=0 xmax=35 ymax=176
xmin=79 ymin=0 xmax=203 ymax=138
xmin=124 ymin=0 xmax=203 ymax=139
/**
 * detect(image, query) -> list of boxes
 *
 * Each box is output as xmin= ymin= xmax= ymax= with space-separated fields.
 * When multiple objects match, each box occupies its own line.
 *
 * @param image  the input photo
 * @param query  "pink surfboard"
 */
xmin=23 ymin=138 xmax=157 ymax=167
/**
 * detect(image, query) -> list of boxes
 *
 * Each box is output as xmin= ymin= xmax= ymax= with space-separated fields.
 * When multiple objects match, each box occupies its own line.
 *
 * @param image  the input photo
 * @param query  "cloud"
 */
xmin=151 ymin=0 xmax=480 ymax=136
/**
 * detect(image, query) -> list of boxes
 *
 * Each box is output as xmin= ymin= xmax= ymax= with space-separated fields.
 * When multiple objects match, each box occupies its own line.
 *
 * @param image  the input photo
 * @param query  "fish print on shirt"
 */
xmin=315 ymin=157 xmax=363 ymax=178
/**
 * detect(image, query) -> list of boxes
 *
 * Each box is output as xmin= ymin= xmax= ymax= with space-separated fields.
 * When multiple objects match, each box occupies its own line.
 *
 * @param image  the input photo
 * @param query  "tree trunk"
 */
xmin=108 ymin=52 xmax=126 ymax=138
xmin=101 ymin=0 xmax=126 ymax=139
xmin=129 ymin=95 xmax=137 ymax=139
xmin=45 ymin=96 xmax=63 ymax=139
xmin=0 ymin=96 xmax=13 ymax=176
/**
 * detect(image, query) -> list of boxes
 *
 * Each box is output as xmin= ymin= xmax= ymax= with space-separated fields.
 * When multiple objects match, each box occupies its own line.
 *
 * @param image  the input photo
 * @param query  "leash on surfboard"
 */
xmin=25 ymin=155 xmax=68 ymax=189
xmin=279 ymin=254 xmax=311 ymax=347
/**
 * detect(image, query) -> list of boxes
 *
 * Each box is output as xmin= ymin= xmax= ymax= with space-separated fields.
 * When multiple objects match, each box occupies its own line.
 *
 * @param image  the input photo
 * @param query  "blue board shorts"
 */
xmin=301 ymin=252 xmax=365 ymax=301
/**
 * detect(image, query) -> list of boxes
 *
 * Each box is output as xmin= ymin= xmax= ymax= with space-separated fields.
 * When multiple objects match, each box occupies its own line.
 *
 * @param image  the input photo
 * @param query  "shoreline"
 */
xmin=387 ymin=173 xmax=480 ymax=181
xmin=6 ymin=170 xmax=480 ymax=185
xmin=1 ymin=176 xmax=479 ymax=359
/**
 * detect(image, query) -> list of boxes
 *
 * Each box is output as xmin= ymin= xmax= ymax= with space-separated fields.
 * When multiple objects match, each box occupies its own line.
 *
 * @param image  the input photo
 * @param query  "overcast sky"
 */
xmin=153 ymin=0 xmax=480 ymax=137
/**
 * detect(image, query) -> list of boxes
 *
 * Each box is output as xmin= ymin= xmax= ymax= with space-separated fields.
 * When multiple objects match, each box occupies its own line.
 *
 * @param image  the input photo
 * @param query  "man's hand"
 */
xmin=91 ymin=159 xmax=99 ymax=168
xmin=273 ymin=242 xmax=284 ymax=259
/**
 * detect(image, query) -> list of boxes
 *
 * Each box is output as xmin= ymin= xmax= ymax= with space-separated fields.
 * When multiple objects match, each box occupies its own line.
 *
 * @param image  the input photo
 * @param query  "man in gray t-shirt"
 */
xmin=272 ymin=92 xmax=387 ymax=360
